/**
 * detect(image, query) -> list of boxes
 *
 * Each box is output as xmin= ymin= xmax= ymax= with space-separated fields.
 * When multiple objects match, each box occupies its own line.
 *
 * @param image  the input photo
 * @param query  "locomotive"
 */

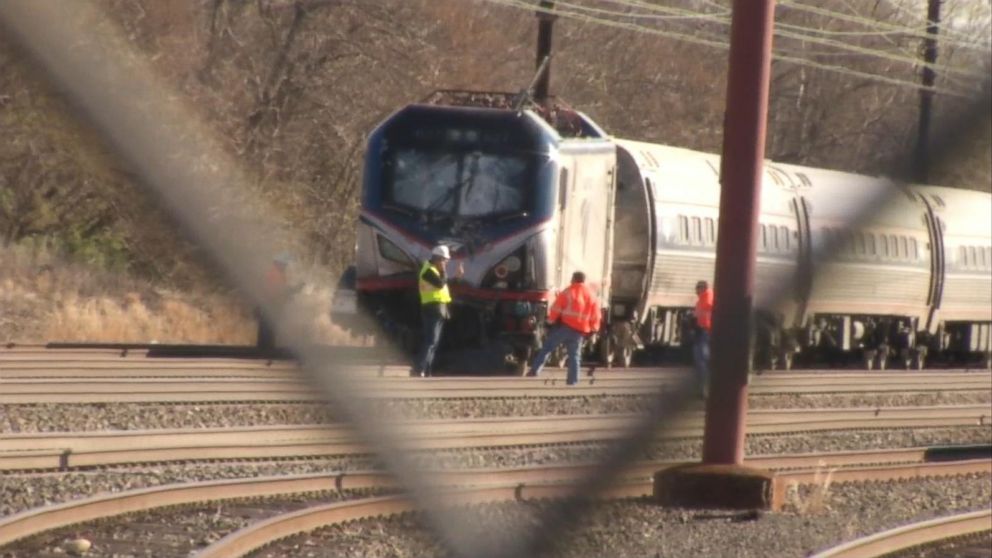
xmin=336 ymin=90 xmax=992 ymax=371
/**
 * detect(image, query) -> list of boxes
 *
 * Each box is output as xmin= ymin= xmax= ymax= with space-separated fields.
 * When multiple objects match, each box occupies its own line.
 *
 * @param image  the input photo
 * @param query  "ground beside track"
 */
xmin=2 ymin=390 xmax=990 ymax=431
xmin=3 ymin=426 xmax=989 ymax=518
xmin=247 ymin=475 xmax=992 ymax=558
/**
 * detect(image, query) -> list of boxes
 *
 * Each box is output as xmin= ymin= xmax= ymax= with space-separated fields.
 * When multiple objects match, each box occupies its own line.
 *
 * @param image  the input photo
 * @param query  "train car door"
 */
xmin=555 ymin=163 xmax=572 ymax=290
xmin=791 ymin=196 xmax=813 ymax=326
xmin=919 ymin=194 xmax=946 ymax=333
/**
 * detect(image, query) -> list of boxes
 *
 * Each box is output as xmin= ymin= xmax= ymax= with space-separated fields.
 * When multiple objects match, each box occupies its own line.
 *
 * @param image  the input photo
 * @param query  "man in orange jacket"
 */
xmin=693 ymin=279 xmax=714 ymax=398
xmin=256 ymin=254 xmax=292 ymax=355
xmin=527 ymin=271 xmax=601 ymax=385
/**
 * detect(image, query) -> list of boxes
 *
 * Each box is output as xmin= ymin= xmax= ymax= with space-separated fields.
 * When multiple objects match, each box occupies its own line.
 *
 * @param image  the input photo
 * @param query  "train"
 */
xmin=333 ymin=90 xmax=992 ymax=371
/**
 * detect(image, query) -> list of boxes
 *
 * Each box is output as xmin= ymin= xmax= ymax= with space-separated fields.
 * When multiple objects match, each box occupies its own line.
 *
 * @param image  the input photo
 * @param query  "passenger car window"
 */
xmin=558 ymin=169 xmax=569 ymax=210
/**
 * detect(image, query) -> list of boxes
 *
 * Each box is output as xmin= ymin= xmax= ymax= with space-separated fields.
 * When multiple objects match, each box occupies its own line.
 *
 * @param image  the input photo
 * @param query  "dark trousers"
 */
xmin=530 ymin=324 xmax=584 ymax=385
xmin=255 ymin=309 xmax=276 ymax=354
xmin=414 ymin=306 xmax=445 ymax=376
xmin=693 ymin=329 xmax=710 ymax=396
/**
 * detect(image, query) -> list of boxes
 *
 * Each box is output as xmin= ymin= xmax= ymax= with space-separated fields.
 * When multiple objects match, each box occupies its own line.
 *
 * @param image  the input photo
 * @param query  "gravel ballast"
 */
xmin=2 ymin=426 xmax=989 ymax=517
xmin=249 ymin=474 xmax=992 ymax=558
xmin=1 ymin=389 xmax=989 ymax=431
xmin=1 ymin=489 xmax=393 ymax=558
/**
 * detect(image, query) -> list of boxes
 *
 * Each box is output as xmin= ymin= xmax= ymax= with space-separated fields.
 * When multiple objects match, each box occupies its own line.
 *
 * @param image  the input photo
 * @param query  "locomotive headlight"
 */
xmin=483 ymin=249 xmax=528 ymax=289
xmin=502 ymin=256 xmax=522 ymax=272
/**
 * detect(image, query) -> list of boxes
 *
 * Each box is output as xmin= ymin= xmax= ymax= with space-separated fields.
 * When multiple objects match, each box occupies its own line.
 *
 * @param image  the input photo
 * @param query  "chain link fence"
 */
xmin=0 ymin=1 xmax=988 ymax=557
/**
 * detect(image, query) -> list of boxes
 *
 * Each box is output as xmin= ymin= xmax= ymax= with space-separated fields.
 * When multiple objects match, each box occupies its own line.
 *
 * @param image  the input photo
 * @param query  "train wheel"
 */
xmin=911 ymin=351 xmax=926 ymax=370
xmin=619 ymin=345 xmax=634 ymax=368
xmin=599 ymin=337 xmax=615 ymax=369
xmin=514 ymin=347 xmax=532 ymax=376
xmin=780 ymin=351 xmax=794 ymax=371
xmin=876 ymin=350 xmax=888 ymax=371
xmin=863 ymin=350 xmax=875 ymax=370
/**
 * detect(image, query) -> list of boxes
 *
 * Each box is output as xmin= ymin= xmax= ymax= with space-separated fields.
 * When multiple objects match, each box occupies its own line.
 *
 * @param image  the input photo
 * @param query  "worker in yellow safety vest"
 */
xmin=411 ymin=245 xmax=463 ymax=377
xmin=527 ymin=271 xmax=601 ymax=385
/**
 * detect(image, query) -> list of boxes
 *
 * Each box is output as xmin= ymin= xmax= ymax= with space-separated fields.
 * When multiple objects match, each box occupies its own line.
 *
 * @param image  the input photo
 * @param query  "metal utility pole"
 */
xmin=914 ymin=0 xmax=942 ymax=183
xmin=701 ymin=0 xmax=776 ymax=465
xmin=534 ymin=0 xmax=555 ymax=104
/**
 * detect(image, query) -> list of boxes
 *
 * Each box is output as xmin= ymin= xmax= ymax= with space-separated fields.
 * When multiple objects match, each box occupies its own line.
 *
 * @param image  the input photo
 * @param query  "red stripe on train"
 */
xmin=357 ymin=277 xmax=550 ymax=302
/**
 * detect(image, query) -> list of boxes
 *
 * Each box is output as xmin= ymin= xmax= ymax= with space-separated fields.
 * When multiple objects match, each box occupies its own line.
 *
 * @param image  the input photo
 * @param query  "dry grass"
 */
xmin=42 ymin=292 xmax=256 ymax=344
xmin=1 ymin=243 xmax=364 ymax=345
xmin=782 ymin=463 xmax=836 ymax=515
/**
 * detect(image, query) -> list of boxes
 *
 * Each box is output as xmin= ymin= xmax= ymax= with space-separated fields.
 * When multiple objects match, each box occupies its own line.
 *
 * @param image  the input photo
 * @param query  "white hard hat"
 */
xmin=431 ymin=245 xmax=451 ymax=260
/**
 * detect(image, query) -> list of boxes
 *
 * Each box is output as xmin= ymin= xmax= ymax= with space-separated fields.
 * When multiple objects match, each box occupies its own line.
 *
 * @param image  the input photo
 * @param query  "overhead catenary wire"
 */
xmin=480 ymin=0 xmax=980 ymax=97
xmin=776 ymin=0 xmax=991 ymax=49
xmin=605 ymin=0 xmax=990 ymax=51
xmin=537 ymin=0 xmax=989 ymax=80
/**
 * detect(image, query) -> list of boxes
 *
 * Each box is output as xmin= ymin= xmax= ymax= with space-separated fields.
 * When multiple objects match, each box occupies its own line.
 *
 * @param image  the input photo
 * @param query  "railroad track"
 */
xmin=811 ymin=508 xmax=992 ymax=558
xmin=1 ymin=448 xmax=988 ymax=553
xmin=3 ymin=406 xmax=988 ymax=471
xmin=1 ymin=372 xmax=989 ymax=403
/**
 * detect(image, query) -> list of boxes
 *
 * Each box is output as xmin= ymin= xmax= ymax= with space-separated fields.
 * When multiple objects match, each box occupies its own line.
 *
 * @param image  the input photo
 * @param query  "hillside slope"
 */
xmin=0 ymin=0 xmax=988 ymax=285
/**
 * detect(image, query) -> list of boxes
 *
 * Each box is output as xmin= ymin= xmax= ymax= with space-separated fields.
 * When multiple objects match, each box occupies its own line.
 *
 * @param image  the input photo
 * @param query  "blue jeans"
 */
xmin=414 ymin=308 xmax=445 ymax=376
xmin=530 ymin=324 xmax=583 ymax=384
xmin=693 ymin=329 xmax=710 ymax=395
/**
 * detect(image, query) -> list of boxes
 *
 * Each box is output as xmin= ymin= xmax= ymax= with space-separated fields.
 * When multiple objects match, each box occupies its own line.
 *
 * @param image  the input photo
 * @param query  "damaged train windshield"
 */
xmin=385 ymin=148 xmax=532 ymax=218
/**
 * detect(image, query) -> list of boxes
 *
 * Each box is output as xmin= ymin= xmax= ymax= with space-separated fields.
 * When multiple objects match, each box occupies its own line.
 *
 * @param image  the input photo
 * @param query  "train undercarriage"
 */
xmin=604 ymin=306 xmax=992 ymax=371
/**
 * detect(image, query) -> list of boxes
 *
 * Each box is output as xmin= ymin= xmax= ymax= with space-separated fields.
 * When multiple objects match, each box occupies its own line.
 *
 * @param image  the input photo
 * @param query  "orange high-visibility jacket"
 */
xmin=264 ymin=264 xmax=289 ymax=302
xmin=695 ymin=287 xmax=714 ymax=332
xmin=549 ymin=283 xmax=601 ymax=334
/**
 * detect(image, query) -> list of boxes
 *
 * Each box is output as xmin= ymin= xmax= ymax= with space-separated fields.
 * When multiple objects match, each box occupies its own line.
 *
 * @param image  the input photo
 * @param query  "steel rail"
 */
xmin=4 ymin=406 xmax=987 ymax=449
xmin=1 ymin=350 xmax=988 ymax=376
xmin=0 ymin=449 xmax=983 ymax=549
xmin=0 ymin=370 xmax=986 ymax=383
xmin=2 ymin=407 xmax=988 ymax=471
xmin=1 ymin=376 xmax=988 ymax=403
xmin=809 ymin=508 xmax=992 ymax=558
xmin=196 ymin=460 xmax=992 ymax=558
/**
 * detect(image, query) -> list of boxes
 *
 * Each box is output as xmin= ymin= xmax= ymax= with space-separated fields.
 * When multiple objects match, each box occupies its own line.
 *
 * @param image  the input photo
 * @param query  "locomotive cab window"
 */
xmin=385 ymin=147 xmax=534 ymax=219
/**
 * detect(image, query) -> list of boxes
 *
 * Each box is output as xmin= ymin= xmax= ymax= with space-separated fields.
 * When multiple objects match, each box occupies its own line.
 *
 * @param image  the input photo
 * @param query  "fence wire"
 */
xmin=0 ymin=1 xmax=988 ymax=557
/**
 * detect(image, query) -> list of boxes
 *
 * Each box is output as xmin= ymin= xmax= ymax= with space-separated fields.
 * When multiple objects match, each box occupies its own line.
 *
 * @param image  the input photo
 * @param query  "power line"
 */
xmin=563 ymin=0 xmax=988 ymax=78
xmin=613 ymin=0 xmax=990 ymax=54
xmin=777 ymin=0 xmax=991 ymax=49
xmin=479 ymin=0 xmax=978 ymax=97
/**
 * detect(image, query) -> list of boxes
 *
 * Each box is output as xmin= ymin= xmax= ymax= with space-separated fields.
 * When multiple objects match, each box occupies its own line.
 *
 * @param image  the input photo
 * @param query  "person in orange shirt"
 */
xmin=256 ymin=254 xmax=295 ymax=355
xmin=527 ymin=271 xmax=601 ymax=385
xmin=693 ymin=280 xmax=714 ymax=398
